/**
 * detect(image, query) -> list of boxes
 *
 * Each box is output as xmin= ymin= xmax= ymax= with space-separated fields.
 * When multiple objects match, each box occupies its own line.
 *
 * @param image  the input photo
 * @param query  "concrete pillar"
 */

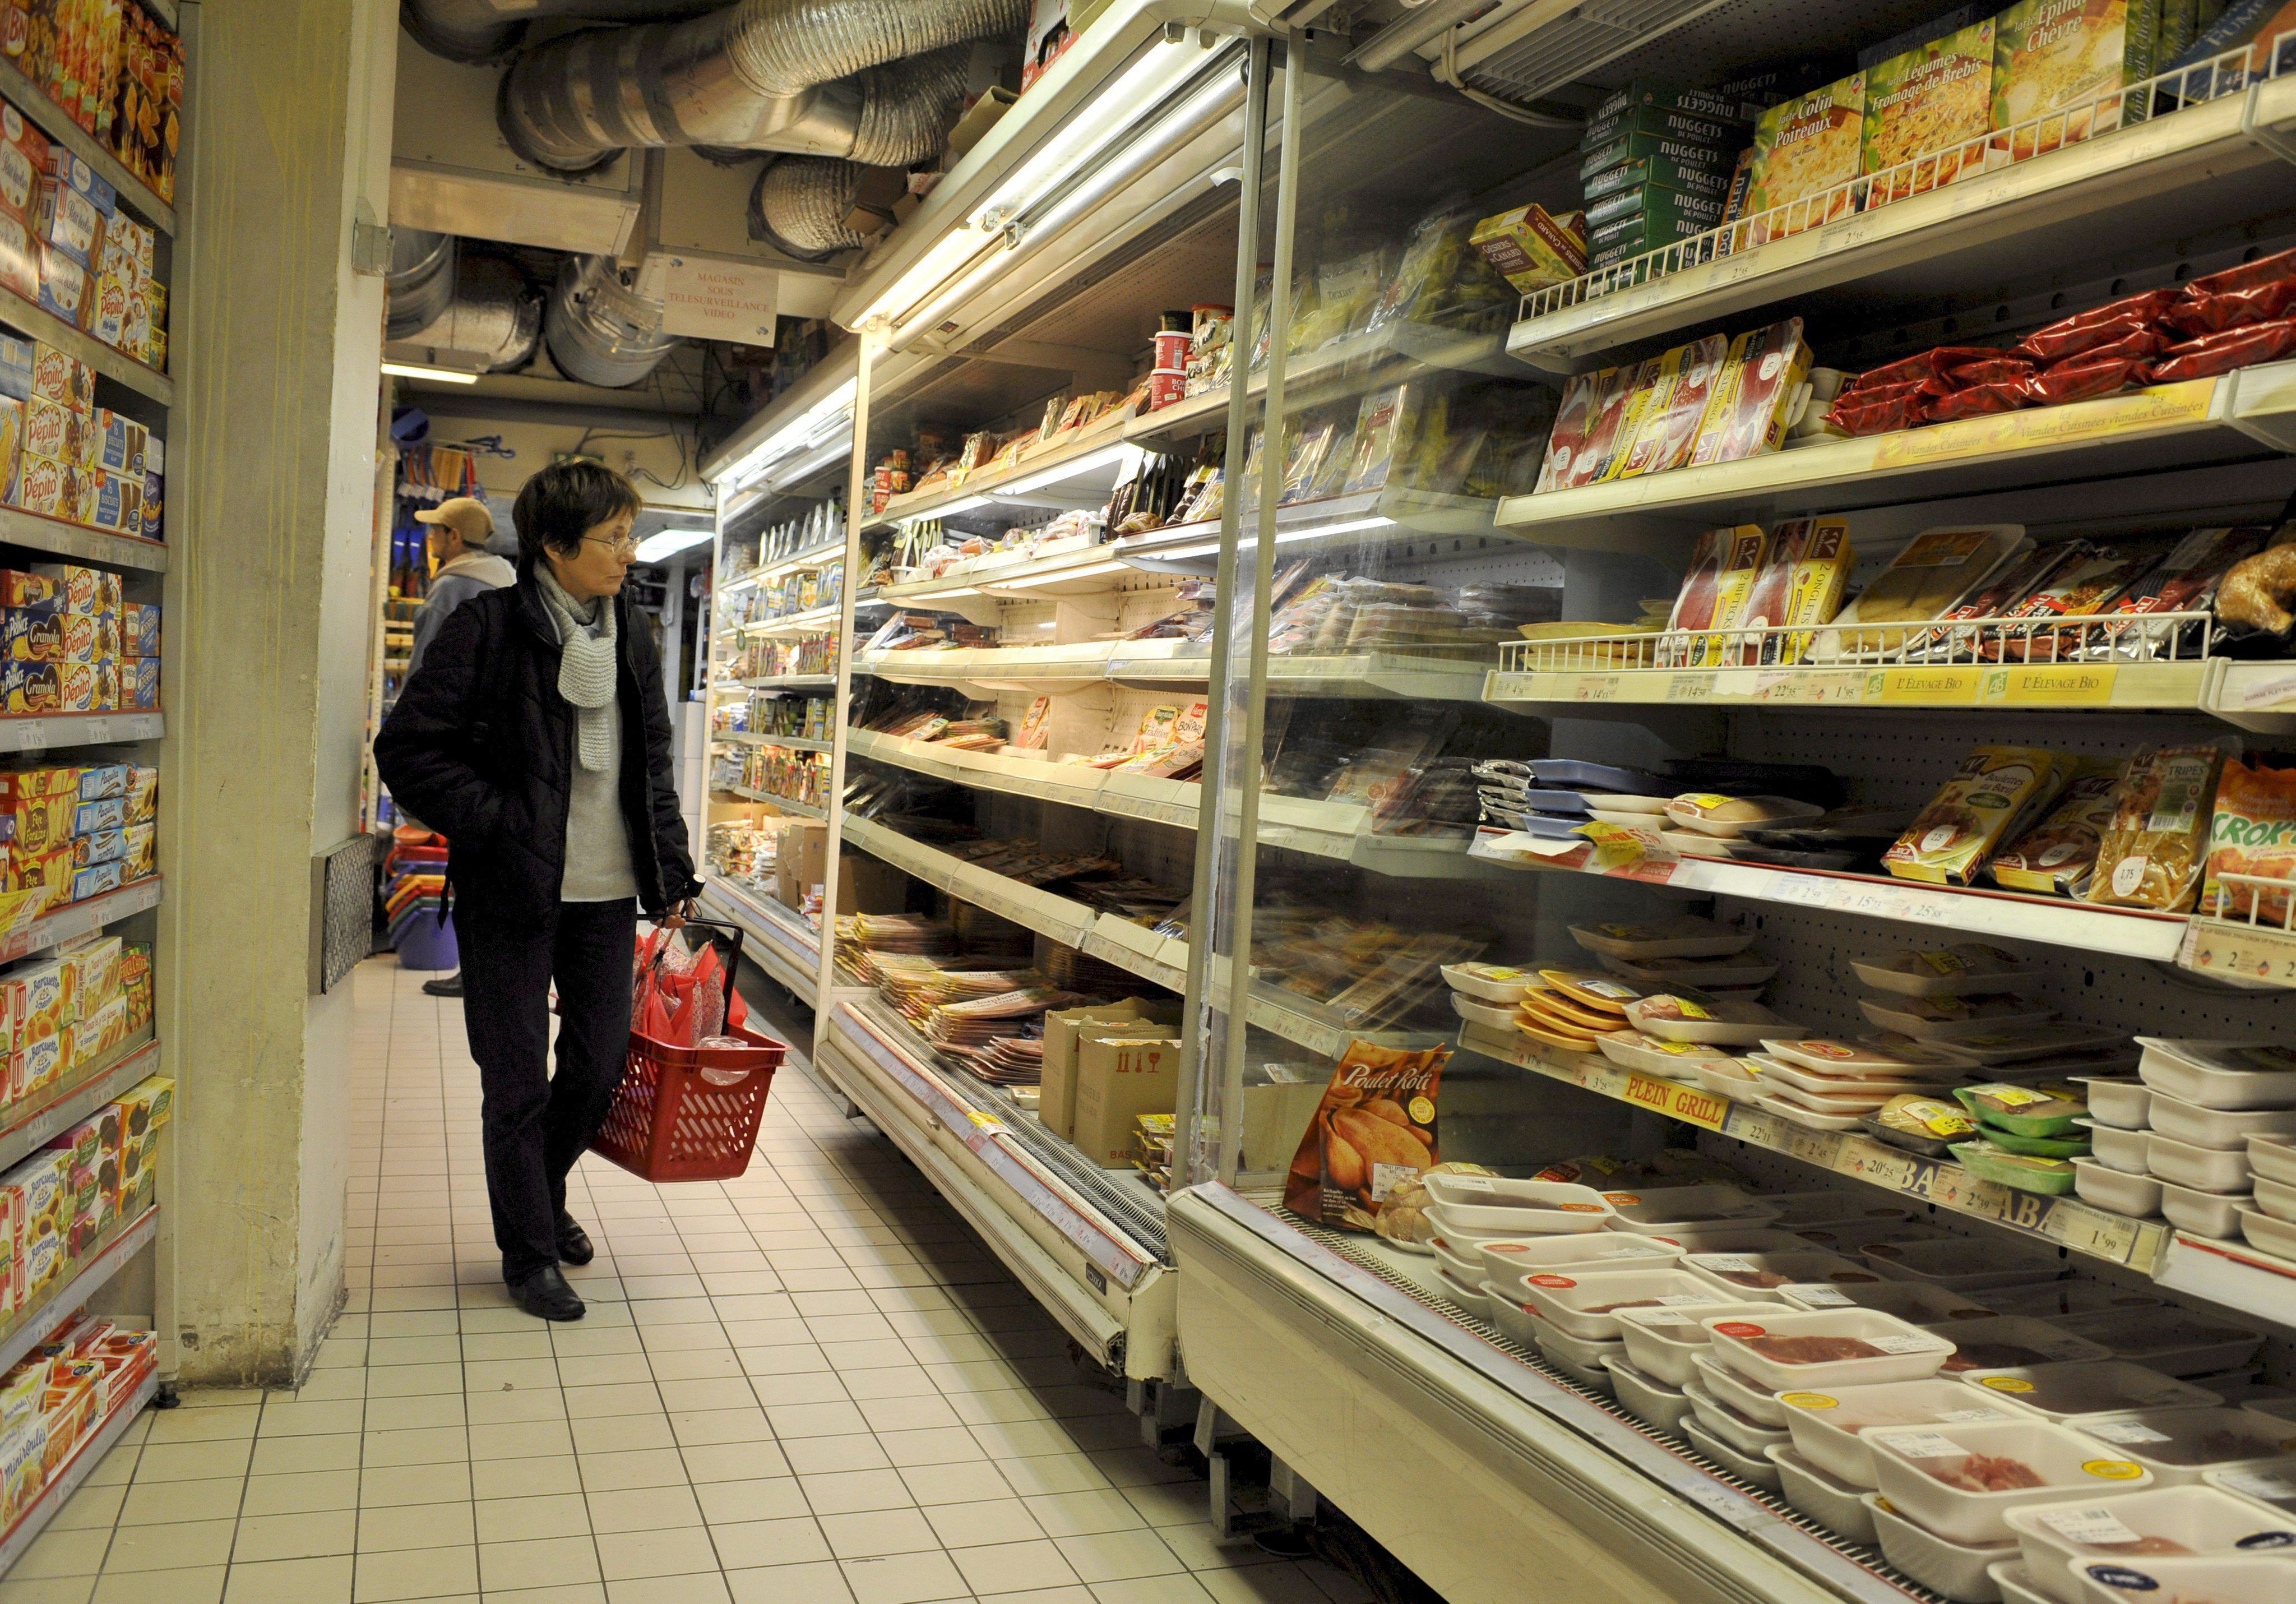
xmin=158 ymin=0 xmax=399 ymax=1385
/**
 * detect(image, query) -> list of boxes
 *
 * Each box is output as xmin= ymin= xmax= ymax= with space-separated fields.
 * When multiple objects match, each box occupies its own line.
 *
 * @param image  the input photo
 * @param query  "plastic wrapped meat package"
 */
xmin=1817 ymin=525 xmax=2025 ymax=659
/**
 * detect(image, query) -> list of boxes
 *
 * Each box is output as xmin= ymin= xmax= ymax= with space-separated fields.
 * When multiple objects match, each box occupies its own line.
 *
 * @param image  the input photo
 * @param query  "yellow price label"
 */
xmin=1981 ymin=1376 xmax=2036 ymax=1393
xmin=1408 ymin=1096 xmax=1436 ymax=1124
xmin=2082 ymin=1460 xmax=2146 ymax=1480
xmin=1780 ymin=1392 xmax=1838 ymax=1410
xmin=1869 ymin=378 xmax=2218 ymax=469
xmin=1983 ymin=665 xmax=2118 ymax=706
xmin=1876 ymin=667 xmax=1983 ymax=704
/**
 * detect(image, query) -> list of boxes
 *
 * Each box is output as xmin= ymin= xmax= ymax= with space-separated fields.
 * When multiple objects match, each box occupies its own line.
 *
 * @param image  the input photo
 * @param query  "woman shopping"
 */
xmin=376 ymin=460 xmax=700 ymax=1323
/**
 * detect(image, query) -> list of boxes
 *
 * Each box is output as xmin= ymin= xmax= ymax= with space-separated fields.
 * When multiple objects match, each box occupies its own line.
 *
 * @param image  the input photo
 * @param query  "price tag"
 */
xmin=2239 ymin=671 xmax=2296 ymax=710
xmin=1712 ymin=670 xmax=1760 ymax=698
xmin=1832 ymin=884 xmax=1906 ymax=921
xmin=2218 ymin=1469 xmax=2296 ymax=1503
xmin=1869 ymin=1334 xmax=1945 ymax=1355
xmin=2178 ymin=919 xmax=2296 ymax=990
xmin=1693 ymin=1255 xmax=1757 ymax=1274
xmin=2035 ymin=1508 xmax=2145 ymax=1547
xmin=1766 ymin=873 xmax=1831 ymax=909
xmin=2045 ymin=1205 xmax=2141 ymax=1263
xmin=1986 ymin=665 xmax=2118 ymax=706
xmin=1785 ymin=1129 xmax=1841 ymax=1167
xmin=1870 ymin=1430 xmax=1965 ymax=1460
xmin=1877 ymin=667 xmax=1983 ymax=704
xmin=1572 ymin=674 xmax=1621 ymax=702
xmin=1940 ymin=1407 xmax=2011 ymax=1421
xmin=1845 ymin=1147 xmax=1919 ymax=1191
xmin=1656 ymin=1293 xmax=1723 ymax=1306
xmin=1665 ymin=673 xmax=1714 ymax=702
xmin=2084 ymin=1420 xmax=2173 ymax=1445
xmin=1781 ymin=1283 xmax=1854 ymax=1306
xmin=1869 ymin=378 xmax=2218 ymax=469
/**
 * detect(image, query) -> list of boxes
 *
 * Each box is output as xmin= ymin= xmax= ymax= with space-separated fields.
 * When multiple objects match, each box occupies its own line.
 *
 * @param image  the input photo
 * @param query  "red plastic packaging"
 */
xmin=2022 ymin=355 xmax=2152 ymax=405
xmin=1852 ymin=346 xmax=2004 ymax=392
xmin=2019 ymin=313 xmax=2156 ymax=366
xmin=1945 ymin=357 xmax=2039 ymax=387
xmin=2186 ymin=246 xmax=2296 ymax=299
xmin=1830 ymin=388 xmax=1930 ymax=436
xmin=2164 ymin=276 xmax=2296 ymax=338
xmin=1924 ymin=382 xmax=2034 ymax=423
xmin=2148 ymin=318 xmax=2296 ymax=384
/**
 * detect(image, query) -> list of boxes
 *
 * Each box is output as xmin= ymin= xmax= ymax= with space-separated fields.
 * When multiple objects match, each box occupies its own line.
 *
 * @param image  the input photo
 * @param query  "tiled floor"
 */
xmin=0 ymin=960 xmax=1373 ymax=1604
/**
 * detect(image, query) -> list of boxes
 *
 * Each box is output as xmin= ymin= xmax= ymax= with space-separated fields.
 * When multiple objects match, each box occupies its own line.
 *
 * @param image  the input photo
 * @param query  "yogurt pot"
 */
xmin=2071 ymin=1407 xmax=2296 ymax=1489
xmin=2003 ymin=1485 xmax=2296 ymax=1604
xmin=1866 ymin=1491 xmax=2020 ymax=1602
xmin=1613 ymin=1300 xmax=1781 ymax=1389
xmin=2072 ymin=1076 xmax=2152 ymax=1131
xmin=1605 ymin=1355 xmax=1695 ymax=1436
xmin=1960 ymin=1360 xmax=2221 ymax=1423
xmin=1781 ymin=1378 xmax=2029 ymax=1489
xmin=2066 ymin=1553 xmax=2296 ymax=1603
xmin=1766 ymin=1441 xmax=1879 ymax=1541
xmin=1705 ymin=1307 xmax=1957 ymax=1392
xmin=1865 ymin=1416 xmax=2155 ymax=1545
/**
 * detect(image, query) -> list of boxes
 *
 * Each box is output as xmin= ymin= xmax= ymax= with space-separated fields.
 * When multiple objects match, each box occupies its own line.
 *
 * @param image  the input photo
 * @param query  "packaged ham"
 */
xmin=2086 ymin=745 xmax=2229 ymax=914
xmin=2201 ymin=756 xmax=2296 ymax=923
xmin=1571 ymin=357 xmax=1661 ymax=487
xmin=1987 ymin=757 xmax=2122 ymax=896
xmin=2184 ymin=246 xmax=2296 ymax=298
xmin=1853 ymin=347 xmax=2006 ymax=392
xmin=1618 ymin=332 xmax=1729 ymax=478
xmin=2099 ymin=525 xmax=2269 ymax=659
xmin=2149 ymin=317 xmax=2296 ymax=384
xmin=1659 ymin=526 xmax=1733 ymax=668
xmin=1989 ymin=545 xmax=2161 ymax=661
xmin=1683 ymin=525 xmax=1772 ymax=668
xmin=1733 ymin=518 xmax=1851 ymax=666
xmin=2165 ymin=276 xmax=2296 ymax=338
xmin=1902 ymin=542 xmax=2086 ymax=662
xmin=1535 ymin=366 xmax=1615 ymax=493
xmin=1925 ymin=381 xmax=2035 ymax=422
xmin=2016 ymin=290 xmax=2182 ymax=364
xmin=1692 ymin=318 xmax=1811 ymax=466
xmin=2022 ymin=353 xmax=2155 ymax=405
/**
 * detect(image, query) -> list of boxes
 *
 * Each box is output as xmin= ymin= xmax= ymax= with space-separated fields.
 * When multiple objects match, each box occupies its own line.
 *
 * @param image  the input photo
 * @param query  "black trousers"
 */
xmin=457 ymin=898 xmax=637 ymax=1283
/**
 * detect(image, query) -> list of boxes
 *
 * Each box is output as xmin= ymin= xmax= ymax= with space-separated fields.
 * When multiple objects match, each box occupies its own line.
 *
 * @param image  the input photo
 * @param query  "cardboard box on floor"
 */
xmin=1071 ymin=1028 xmax=1184 ymax=1169
xmin=1040 ymin=999 xmax=1179 ymax=1140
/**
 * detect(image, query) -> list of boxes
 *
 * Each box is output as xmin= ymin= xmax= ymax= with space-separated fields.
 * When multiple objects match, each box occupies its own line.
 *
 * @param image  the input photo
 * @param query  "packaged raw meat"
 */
xmin=1904 ymin=542 xmax=2086 ymax=660
xmin=2098 ymin=526 xmax=2269 ymax=660
xmin=1853 ymin=346 xmax=2006 ymax=391
xmin=2149 ymin=317 xmax=2296 ymax=383
xmin=1950 ymin=355 xmax=2042 ymax=386
xmin=1925 ymin=380 xmax=2035 ymax=422
xmin=2184 ymin=244 xmax=2296 ymax=298
xmin=1987 ymin=759 xmax=2123 ymax=896
xmin=1918 ymin=1452 xmax=2048 ymax=1491
xmin=2016 ymin=290 xmax=2182 ymax=363
xmin=2201 ymin=756 xmax=2296 ymax=922
xmin=1885 ymin=746 xmax=2075 ymax=886
xmin=1830 ymin=387 xmax=1932 ymax=436
xmin=2022 ymin=353 xmax=2157 ymax=404
xmin=2164 ymin=276 xmax=2296 ymax=337
xmin=2087 ymin=745 xmax=2230 ymax=914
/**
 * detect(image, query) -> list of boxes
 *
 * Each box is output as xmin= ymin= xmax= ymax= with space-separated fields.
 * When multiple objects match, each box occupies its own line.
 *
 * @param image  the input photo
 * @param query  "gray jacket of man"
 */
xmin=406 ymin=550 xmax=517 ymax=678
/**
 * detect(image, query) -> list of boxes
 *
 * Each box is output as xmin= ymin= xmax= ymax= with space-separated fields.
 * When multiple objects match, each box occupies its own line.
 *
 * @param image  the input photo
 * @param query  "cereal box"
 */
xmin=1993 ymin=0 xmax=2159 ymax=159
xmin=28 ymin=343 xmax=90 ymax=414
xmin=0 ymin=660 xmax=54 ymax=713
xmin=1864 ymin=20 xmax=1998 ymax=199
xmin=1744 ymin=73 xmax=1866 ymax=239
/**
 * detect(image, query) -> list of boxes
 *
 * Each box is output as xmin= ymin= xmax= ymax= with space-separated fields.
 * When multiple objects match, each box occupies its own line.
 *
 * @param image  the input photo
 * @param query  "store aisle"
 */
xmin=0 ymin=960 xmax=1373 ymax=1604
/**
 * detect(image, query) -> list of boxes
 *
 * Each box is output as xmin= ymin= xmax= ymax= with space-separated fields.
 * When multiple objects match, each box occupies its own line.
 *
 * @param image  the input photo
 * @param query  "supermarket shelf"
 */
xmin=700 ymin=879 xmax=818 ymax=1009
xmin=0 ymin=1208 xmax=159 ymax=1379
xmin=714 ymin=785 xmax=825 ymax=820
xmin=0 ymin=505 xmax=169 ymax=572
xmin=743 ymin=605 xmax=841 ymax=636
xmin=1 ymin=876 xmax=164 ymax=967
xmin=1468 ymin=826 xmax=2188 ymax=963
xmin=2153 ymin=1229 xmax=2296 ymax=1332
xmin=867 ymin=412 xmax=1137 ymax=533
xmin=0 ymin=711 xmax=163 ymax=755
xmin=1492 ymin=365 xmax=2296 ymax=554
xmin=0 ymin=1371 xmax=158 ymax=1578
xmin=848 ymin=729 xmax=1488 ymax=879
xmin=713 ymin=731 xmax=832 ymax=754
xmin=738 ymin=675 xmax=837 ymax=691
xmin=841 ymin=816 xmax=1449 ymax=1060
xmin=1112 ymin=486 xmax=1501 ymax=575
xmin=878 ymin=543 xmax=1129 ymax=607
xmin=854 ymin=641 xmax=1492 ymax=703
xmin=0 ymin=1033 xmax=157 ymax=1176
xmin=1507 ymin=74 xmax=2296 ymax=372
xmin=0 ymin=284 xmax=172 ymax=408
xmin=1483 ymin=653 xmax=2296 ymax=732
xmin=719 ymin=538 xmax=847 ymax=599
xmin=1458 ymin=1023 xmax=2174 ymax=1274
xmin=0 ymin=55 xmax=176 ymax=234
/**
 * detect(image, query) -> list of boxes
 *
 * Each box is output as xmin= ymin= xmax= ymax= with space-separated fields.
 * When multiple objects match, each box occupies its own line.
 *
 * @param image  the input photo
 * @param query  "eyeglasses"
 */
xmin=582 ymin=533 xmax=640 ymax=558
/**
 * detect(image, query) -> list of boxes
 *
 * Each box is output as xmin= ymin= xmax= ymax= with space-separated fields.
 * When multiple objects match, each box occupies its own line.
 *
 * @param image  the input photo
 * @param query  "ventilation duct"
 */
xmin=399 ymin=0 xmax=723 ymax=66
xmin=385 ymin=230 xmax=544 ymax=372
xmin=498 ymin=0 xmax=1026 ymax=174
xmin=747 ymin=154 xmax=870 ymax=259
xmin=544 ymin=255 xmax=680 ymax=387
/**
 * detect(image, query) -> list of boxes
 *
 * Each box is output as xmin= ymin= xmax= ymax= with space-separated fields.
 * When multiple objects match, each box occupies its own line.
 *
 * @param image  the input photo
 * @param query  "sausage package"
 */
xmin=1535 ymin=366 xmax=1628 ymax=493
xmin=2085 ymin=744 xmax=2229 ymax=913
xmin=1618 ymin=334 xmax=1729 ymax=478
xmin=1736 ymin=517 xmax=1853 ymax=664
xmin=1885 ymin=746 xmax=2074 ymax=886
xmin=2203 ymin=755 xmax=2296 ymax=922
xmin=1985 ymin=759 xmax=2122 ymax=895
xmin=1285 ymin=1039 xmax=1451 ymax=1232
xmin=2149 ymin=317 xmax=2296 ymax=383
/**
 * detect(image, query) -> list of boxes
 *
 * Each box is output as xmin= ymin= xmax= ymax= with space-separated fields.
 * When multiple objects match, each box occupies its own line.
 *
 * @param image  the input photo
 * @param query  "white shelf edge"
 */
xmin=0 ymin=711 xmax=164 ymax=755
xmin=0 ymin=284 xmax=172 ymax=408
xmin=1 ymin=876 xmax=164 ymax=966
xmin=0 ymin=506 xmax=169 ymax=572
xmin=714 ymin=731 xmax=832 ymax=754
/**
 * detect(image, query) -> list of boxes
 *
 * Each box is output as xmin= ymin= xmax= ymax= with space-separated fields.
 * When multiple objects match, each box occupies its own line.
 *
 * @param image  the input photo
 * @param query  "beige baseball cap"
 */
xmin=414 ymin=497 xmax=494 ymax=541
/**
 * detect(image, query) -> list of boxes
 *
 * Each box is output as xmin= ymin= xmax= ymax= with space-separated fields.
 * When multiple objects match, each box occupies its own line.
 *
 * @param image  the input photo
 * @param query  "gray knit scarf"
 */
xmin=536 ymin=566 xmax=618 ymax=773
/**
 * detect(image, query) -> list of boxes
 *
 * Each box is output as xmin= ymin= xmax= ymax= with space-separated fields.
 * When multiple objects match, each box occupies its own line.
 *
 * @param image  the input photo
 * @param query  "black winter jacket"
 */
xmin=373 ymin=575 xmax=700 ymax=928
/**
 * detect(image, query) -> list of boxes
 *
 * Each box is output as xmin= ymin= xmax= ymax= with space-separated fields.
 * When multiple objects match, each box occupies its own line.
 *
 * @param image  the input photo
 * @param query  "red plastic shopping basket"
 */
xmin=589 ymin=922 xmax=787 ymax=1182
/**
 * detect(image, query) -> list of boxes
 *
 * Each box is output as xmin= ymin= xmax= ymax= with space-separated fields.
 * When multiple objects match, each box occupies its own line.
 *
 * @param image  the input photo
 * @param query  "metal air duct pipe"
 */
xmin=399 ymin=0 xmax=724 ymax=66
xmin=386 ymin=232 xmax=544 ymax=372
xmin=543 ymin=255 xmax=680 ymax=388
xmin=498 ymin=0 xmax=1027 ymax=174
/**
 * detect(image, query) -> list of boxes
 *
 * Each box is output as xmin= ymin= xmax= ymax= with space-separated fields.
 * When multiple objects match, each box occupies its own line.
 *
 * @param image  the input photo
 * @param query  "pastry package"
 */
xmin=2016 ymin=289 xmax=2179 ymax=364
xmin=1985 ymin=758 xmax=2122 ymax=895
xmin=1284 ymin=1038 xmax=1451 ymax=1232
xmin=2202 ymin=755 xmax=2296 ymax=922
xmin=1884 ymin=746 xmax=2073 ymax=886
xmin=1991 ymin=0 xmax=2159 ymax=160
xmin=2085 ymin=743 xmax=2229 ymax=913
xmin=1691 ymin=318 xmax=1812 ymax=466
xmin=1819 ymin=525 xmax=2024 ymax=658
xmin=1743 ymin=74 xmax=1866 ymax=240
xmin=1369 ymin=207 xmax=1516 ymax=335
xmin=1618 ymin=334 xmax=1729 ymax=478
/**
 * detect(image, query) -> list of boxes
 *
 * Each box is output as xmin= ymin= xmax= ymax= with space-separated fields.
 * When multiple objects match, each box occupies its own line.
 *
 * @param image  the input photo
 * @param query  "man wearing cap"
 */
xmin=406 ymin=496 xmax=515 ymax=998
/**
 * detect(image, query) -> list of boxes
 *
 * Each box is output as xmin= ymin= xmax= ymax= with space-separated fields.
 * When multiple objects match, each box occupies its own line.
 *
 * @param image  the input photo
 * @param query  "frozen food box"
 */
xmin=1580 ymin=102 xmax=1746 ymax=156
xmin=1580 ymin=128 xmax=1741 ymax=186
xmin=1993 ymin=0 xmax=2159 ymax=159
xmin=1469 ymin=204 xmax=1587 ymax=294
xmin=1744 ymin=73 xmax=1867 ymax=238
xmin=1594 ymin=79 xmax=1760 ymax=127
xmin=1864 ymin=19 xmax=2004 ymax=195
xmin=1583 ymin=150 xmax=1739 ymax=205
xmin=1585 ymin=183 xmax=1728 ymax=237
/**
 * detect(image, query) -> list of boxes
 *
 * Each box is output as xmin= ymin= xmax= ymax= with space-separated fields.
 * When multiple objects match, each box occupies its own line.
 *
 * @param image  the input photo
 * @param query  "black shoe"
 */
xmin=422 ymin=972 xmax=464 ymax=998
xmin=556 ymin=1214 xmax=595 ymax=1266
xmin=510 ymin=1265 xmax=585 ymax=1321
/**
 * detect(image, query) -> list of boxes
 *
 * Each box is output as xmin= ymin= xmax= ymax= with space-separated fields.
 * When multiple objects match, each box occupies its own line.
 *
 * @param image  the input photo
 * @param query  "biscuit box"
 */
xmin=6 ymin=452 xmax=71 ymax=520
xmin=68 ymin=859 xmax=118 ymax=902
xmin=75 ymin=764 xmax=124 ymax=800
xmin=86 ymin=271 xmax=124 ymax=347
xmin=0 ymin=571 xmax=57 ymax=610
xmin=30 ymin=565 xmax=97 ymax=613
xmin=0 ymin=211 xmax=34 ymax=304
xmin=28 ymin=173 xmax=99 ymax=267
xmin=120 ymin=602 xmax=155 ymax=657
xmin=117 ymin=821 xmax=152 ymax=878
xmin=34 ymin=243 xmax=85 ymax=329
xmin=71 ymin=792 xmax=121 ymax=829
xmin=52 ymin=660 xmax=92 ymax=712
xmin=55 ymin=612 xmax=92 ymax=665
xmin=88 ymin=410 xmax=138 ymax=476
xmin=0 ymin=774 xmax=70 ymax=853
xmin=7 ymin=844 xmax=70 ymax=899
xmin=0 ymin=661 xmax=56 ymax=714
xmin=28 ymin=344 xmax=91 ymax=414
xmin=127 ymin=657 xmax=155 ymax=709
xmin=90 ymin=660 xmax=113 ymax=711
xmin=71 ymin=827 xmax=119 ymax=867
xmin=18 ymin=395 xmax=80 ymax=467
xmin=2 ymin=608 xmax=58 ymax=662
xmin=0 ymin=105 xmax=50 ymax=225
xmin=0 ymin=337 xmax=28 ymax=403
xmin=121 ymin=766 xmax=154 ymax=822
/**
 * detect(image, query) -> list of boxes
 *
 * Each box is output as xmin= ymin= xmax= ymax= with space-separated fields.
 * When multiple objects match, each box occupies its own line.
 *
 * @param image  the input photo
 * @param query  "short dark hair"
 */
xmin=512 ymin=460 xmax=642 ymax=573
